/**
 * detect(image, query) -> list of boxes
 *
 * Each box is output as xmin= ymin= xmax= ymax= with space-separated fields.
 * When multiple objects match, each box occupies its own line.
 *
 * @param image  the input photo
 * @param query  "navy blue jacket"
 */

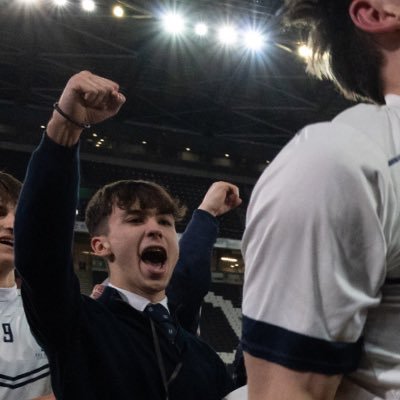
xmin=15 ymin=134 xmax=233 ymax=400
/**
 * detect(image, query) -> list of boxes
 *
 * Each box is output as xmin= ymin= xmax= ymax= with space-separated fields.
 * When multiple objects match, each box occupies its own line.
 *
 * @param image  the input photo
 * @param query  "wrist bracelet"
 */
xmin=53 ymin=102 xmax=91 ymax=129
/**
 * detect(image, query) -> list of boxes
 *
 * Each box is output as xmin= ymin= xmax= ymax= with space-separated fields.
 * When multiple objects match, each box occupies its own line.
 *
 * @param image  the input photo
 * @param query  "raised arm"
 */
xmin=14 ymin=71 xmax=125 ymax=346
xmin=167 ymin=181 xmax=241 ymax=333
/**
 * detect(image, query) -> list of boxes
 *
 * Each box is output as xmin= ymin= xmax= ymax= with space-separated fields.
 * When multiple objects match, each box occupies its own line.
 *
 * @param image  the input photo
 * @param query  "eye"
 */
xmin=0 ymin=206 xmax=8 ymax=218
xmin=159 ymin=218 xmax=173 ymax=227
xmin=126 ymin=216 xmax=144 ymax=224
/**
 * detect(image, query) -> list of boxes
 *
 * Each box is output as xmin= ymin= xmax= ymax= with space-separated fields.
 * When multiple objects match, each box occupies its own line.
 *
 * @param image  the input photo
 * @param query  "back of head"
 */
xmin=282 ymin=0 xmax=384 ymax=104
xmin=0 ymin=172 xmax=22 ymax=207
xmin=85 ymin=179 xmax=187 ymax=236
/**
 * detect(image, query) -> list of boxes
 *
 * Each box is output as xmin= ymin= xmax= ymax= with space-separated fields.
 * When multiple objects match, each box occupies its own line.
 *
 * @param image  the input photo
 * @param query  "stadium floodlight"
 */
xmin=194 ymin=22 xmax=208 ymax=37
xmin=18 ymin=0 xmax=37 ymax=4
xmin=298 ymin=44 xmax=312 ymax=59
xmin=81 ymin=0 xmax=95 ymax=12
xmin=217 ymin=25 xmax=238 ymax=46
xmin=53 ymin=0 xmax=68 ymax=6
xmin=243 ymin=29 xmax=265 ymax=52
xmin=162 ymin=12 xmax=186 ymax=35
xmin=113 ymin=5 xmax=124 ymax=18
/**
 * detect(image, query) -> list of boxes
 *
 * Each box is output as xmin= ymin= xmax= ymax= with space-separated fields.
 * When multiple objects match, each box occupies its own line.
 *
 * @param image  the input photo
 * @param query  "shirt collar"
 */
xmin=0 ymin=285 xmax=18 ymax=302
xmin=385 ymin=94 xmax=400 ymax=107
xmin=108 ymin=283 xmax=169 ymax=312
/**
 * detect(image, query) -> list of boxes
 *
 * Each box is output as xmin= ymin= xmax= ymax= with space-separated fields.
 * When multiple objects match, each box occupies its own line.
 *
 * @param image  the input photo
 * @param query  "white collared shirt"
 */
xmin=108 ymin=283 xmax=169 ymax=313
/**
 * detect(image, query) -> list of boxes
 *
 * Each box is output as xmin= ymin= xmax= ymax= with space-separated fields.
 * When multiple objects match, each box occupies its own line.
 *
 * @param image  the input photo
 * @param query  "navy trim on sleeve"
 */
xmin=241 ymin=315 xmax=363 ymax=375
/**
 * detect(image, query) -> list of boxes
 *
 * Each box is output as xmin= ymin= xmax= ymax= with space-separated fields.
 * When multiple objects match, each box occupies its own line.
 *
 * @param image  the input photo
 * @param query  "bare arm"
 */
xmin=245 ymin=352 xmax=342 ymax=400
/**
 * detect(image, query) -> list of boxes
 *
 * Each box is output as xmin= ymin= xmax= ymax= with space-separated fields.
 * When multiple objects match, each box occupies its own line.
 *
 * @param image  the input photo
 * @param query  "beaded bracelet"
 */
xmin=53 ymin=102 xmax=91 ymax=129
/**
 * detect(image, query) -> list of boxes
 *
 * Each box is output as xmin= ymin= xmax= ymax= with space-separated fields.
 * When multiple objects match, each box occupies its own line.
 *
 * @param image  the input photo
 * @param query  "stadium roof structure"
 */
xmin=0 ymin=0 xmax=354 ymax=178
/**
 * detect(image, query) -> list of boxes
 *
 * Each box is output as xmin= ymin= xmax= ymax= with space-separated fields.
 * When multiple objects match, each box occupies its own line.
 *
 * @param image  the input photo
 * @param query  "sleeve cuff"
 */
xmin=241 ymin=315 xmax=363 ymax=375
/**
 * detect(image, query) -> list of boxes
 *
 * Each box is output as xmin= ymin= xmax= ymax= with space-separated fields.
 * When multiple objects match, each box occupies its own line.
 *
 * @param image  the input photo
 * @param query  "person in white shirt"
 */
xmin=0 ymin=171 xmax=54 ymax=400
xmin=241 ymin=1 xmax=400 ymax=399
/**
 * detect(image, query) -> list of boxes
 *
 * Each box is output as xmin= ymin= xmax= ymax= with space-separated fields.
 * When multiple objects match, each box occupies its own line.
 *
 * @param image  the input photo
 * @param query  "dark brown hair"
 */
xmin=0 ymin=172 xmax=22 ymax=207
xmin=85 ymin=180 xmax=187 ymax=236
xmin=282 ymin=0 xmax=384 ymax=104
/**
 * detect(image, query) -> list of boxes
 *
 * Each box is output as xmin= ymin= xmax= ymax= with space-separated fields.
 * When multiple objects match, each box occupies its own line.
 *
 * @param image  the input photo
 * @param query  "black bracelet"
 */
xmin=53 ymin=102 xmax=91 ymax=129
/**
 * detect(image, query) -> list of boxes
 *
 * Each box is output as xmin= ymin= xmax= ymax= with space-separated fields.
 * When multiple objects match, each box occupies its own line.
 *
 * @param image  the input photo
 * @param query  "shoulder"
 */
xmin=269 ymin=107 xmax=390 ymax=183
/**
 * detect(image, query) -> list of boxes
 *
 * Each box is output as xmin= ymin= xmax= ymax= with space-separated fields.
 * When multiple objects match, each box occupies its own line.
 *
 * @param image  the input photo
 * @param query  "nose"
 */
xmin=145 ymin=217 xmax=162 ymax=239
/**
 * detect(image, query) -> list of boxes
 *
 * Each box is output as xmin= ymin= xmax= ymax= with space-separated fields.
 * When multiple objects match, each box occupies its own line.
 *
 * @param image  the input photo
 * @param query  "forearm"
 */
xmin=167 ymin=209 xmax=218 ymax=332
xmin=15 ymin=133 xmax=79 ymax=282
xmin=168 ymin=209 xmax=218 ymax=300
xmin=46 ymin=110 xmax=83 ymax=147
xmin=14 ymin=132 xmax=81 ymax=346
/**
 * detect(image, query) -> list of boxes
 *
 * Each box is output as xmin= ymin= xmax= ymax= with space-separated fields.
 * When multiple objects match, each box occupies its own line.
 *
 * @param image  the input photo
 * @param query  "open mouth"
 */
xmin=140 ymin=246 xmax=167 ymax=267
xmin=0 ymin=238 xmax=13 ymax=248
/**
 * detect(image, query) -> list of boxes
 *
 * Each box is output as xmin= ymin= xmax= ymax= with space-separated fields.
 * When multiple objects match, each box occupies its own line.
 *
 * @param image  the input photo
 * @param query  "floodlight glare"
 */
xmin=194 ymin=23 xmax=208 ymax=37
xmin=53 ymin=0 xmax=68 ymax=5
xmin=162 ymin=12 xmax=185 ymax=35
xmin=298 ymin=44 xmax=312 ymax=59
xmin=244 ymin=30 xmax=265 ymax=51
xmin=218 ymin=25 xmax=238 ymax=45
xmin=81 ymin=0 xmax=95 ymax=12
xmin=113 ymin=5 xmax=124 ymax=17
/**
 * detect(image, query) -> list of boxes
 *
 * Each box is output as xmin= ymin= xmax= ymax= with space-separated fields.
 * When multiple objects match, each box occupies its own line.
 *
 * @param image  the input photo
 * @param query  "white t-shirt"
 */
xmin=242 ymin=95 xmax=400 ymax=399
xmin=0 ymin=286 xmax=52 ymax=399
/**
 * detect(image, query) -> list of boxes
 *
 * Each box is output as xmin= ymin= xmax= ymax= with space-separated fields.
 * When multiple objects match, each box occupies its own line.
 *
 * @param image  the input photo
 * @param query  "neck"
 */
xmin=0 ymin=268 xmax=15 ymax=288
xmin=380 ymin=43 xmax=400 ymax=96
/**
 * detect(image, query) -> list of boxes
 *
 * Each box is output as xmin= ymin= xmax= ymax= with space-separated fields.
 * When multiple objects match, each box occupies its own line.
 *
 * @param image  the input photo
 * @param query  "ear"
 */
xmin=91 ymin=236 xmax=112 ymax=257
xmin=349 ymin=0 xmax=400 ymax=33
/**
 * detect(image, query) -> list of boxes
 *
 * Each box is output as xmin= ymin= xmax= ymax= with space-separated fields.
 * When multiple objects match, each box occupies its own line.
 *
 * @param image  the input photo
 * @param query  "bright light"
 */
xmin=185 ymin=147 xmax=191 ymax=151
xmin=81 ymin=0 xmax=95 ymax=12
xmin=243 ymin=30 xmax=265 ymax=51
xmin=19 ymin=0 xmax=37 ymax=3
xmin=194 ymin=23 xmax=208 ymax=37
xmin=218 ymin=25 xmax=238 ymax=45
xmin=221 ymin=257 xmax=238 ymax=262
xmin=53 ymin=0 xmax=68 ymax=5
xmin=224 ymin=153 xmax=230 ymax=158
xmin=113 ymin=5 xmax=124 ymax=18
xmin=298 ymin=44 xmax=312 ymax=59
xmin=162 ymin=12 xmax=185 ymax=35
xmin=142 ymin=141 xmax=147 ymax=145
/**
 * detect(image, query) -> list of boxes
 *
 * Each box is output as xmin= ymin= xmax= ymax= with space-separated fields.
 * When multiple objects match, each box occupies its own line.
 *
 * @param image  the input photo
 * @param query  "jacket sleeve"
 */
xmin=167 ymin=209 xmax=219 ymax=334
xmin=14 ymin=133 xmax=82 ymax=350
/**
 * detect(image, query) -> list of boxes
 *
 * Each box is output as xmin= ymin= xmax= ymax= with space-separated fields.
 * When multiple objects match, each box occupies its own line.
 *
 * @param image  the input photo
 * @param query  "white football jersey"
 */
xmin=0 ymin=286 xmax=52 ymax=399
